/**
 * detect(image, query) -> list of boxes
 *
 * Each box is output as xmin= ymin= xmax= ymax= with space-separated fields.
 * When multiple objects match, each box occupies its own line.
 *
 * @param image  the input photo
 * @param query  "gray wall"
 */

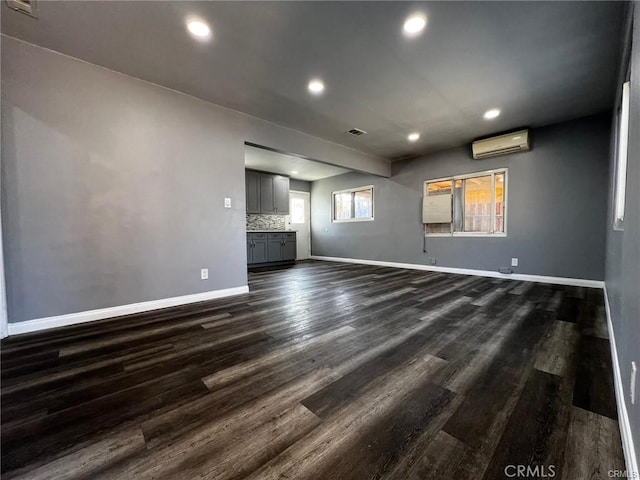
xmin=1 ymin=36 xmax=387 ymax=323
xmin=605 ymin=2 xmax=640 ymax=464
xmin=290 ymin=179 xmax=311 ymax=193
xmin=312 ymin=114 xmax=611 ymax=280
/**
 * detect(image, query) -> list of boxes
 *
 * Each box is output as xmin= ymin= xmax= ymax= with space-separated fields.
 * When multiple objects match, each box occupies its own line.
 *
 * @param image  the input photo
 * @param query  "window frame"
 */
xmin=331 ymin=185 xmax=375 ymax=223
xmin=423 ymin=168 xmax=508 ymax=238
xmin=613 ymin=80 xmax=631 ymax=231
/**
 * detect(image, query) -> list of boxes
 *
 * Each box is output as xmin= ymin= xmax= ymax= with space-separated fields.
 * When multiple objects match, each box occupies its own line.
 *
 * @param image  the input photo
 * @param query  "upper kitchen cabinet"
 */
xmin=259 ymin=173 xmax=275 ymax=214
xmin=245 ymin=170 xmax=261 ymax=214
xmin=272 ymin=175 xmax=289 ymax=214
xmin=248 ymin=171 xmax=289 ymax=215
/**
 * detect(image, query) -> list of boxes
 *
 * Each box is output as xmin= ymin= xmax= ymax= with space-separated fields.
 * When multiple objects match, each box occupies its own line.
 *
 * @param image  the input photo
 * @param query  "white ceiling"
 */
xmin=1 ymin=1 xmax=625 ymax=162
xmin=244 ymin=145 xmax=350 ymax=181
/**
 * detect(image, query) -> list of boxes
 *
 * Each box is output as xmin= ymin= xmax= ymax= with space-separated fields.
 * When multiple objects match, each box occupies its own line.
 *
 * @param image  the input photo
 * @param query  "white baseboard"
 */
xmin=7 ymin=286 xmax=249 ymax=336
xmin=309 ymin=256 xmax=605 ymax=288
xmin=604 ymin=286 xmax=639 ymax=478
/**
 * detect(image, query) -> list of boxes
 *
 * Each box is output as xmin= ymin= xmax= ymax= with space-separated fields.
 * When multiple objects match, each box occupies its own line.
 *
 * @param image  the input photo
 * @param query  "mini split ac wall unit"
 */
xmin=472 ymin=129 xmax=530 ymax=159
xmin=6 ymin=0 xmax=37 ymax=17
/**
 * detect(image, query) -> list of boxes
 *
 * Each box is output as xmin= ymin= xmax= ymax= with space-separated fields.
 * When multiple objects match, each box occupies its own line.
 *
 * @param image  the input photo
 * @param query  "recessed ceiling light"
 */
xmin=308 ymin=79 xmax=325 ymax=95
xmin=403 ymin=13 xmax=427 ymax=37
xmin=408 ymin=132 xmax=420 ymax=142
xmin=291 ymin=170 xmax=298 ymax=174
xmin=483 ymin=109 xmax=501 ymax=120
xmin=187 ymin=19 xmax=211 ymax=39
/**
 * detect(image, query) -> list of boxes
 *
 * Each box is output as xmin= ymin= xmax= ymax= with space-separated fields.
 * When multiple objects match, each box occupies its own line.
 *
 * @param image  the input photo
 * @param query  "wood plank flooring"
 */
xmin=0 ymin=261 xmax=626 ymax=479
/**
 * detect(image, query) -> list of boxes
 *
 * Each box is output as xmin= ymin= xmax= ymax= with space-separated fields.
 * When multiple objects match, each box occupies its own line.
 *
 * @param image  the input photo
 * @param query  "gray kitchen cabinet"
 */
xmin=253 ymin=235 xmax=268 ymax=263
xmin=245 ymin=171 xmax=261 ymax=214
xmin=273 ymin=175 xmax=290 ymax=214
xmin=252 ymin=171 xmax=289 ymax=215
xmin=268 ymin=233 xmax=284 ymax=261
xmin=283 ymin=232 xmax=296 ymax=260
xmin=247 ymin=231 xmax=296 ymax=266
xmin=259 ymin=174 xmax=275 ymax=214
xmin=247 ymin=233 xmax=268 ymax=264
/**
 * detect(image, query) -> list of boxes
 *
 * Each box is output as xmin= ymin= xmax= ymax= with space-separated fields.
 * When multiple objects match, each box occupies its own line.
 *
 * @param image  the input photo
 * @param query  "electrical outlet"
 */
xmin=631 ymin=361 xmax=637 ymax=405
xmin=429 ymin=257 xmax=437 ymax=265
xmin=224 ymin=198 xmax=231 ymax=209
xmin=511 ymin=258 xmax=519 ymax=267
xmin=200 ymin=268 xmax=209 ymax=280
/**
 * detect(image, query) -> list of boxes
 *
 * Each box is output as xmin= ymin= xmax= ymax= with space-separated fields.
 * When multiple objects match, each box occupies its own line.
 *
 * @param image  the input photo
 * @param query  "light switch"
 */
xmin=224 ymin=198 xmax=231 ymax=208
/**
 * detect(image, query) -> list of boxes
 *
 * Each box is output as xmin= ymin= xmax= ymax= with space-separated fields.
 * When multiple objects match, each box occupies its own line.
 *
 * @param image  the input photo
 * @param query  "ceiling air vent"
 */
xmin=6 ymin=0 xmax=37 ymax=17
xmin=346 ymin=128 xmax=367 ymax=137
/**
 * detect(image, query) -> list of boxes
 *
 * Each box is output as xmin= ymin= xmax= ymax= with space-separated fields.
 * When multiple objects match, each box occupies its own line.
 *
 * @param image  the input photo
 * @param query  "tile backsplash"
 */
xmin=246 ymin=214 xmax=286 ymax=231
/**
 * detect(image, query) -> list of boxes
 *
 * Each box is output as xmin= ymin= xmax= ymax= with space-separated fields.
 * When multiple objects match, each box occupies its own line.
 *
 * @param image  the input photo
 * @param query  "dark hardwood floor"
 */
xmin=0 ymin=261 xmax=625 ymax=479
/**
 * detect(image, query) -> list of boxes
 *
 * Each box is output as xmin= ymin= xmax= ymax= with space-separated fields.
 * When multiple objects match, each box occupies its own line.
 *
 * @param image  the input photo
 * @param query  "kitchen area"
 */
xmin=244 ymin=144 xmax=350 ymax=268
xmin=245 ymin=169 xmax=298 ymax=268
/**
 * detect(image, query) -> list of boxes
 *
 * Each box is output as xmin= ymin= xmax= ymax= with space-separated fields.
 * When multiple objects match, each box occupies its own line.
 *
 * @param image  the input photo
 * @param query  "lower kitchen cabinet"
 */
xmin=247 ymin=232 xmax=268 ymax=264
xmin=283 ymin=232 xmax=296 ymax=260
xmin=268 ymin=233 xmax=284 ymax=262
xmin=247 ymin=231 xmax=296 ymax=267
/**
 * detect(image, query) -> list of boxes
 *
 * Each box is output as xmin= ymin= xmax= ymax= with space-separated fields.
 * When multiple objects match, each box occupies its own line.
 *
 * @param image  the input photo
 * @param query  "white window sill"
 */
xmin=425 ymin=232 xmax=507 ymax=238
xmin=333 ymin=217 xmax=374 ymax=223
xmin=454 ymin=232 xmax=507 ymax=237
xmin=613 ymin=218 xmax=624 ymax=231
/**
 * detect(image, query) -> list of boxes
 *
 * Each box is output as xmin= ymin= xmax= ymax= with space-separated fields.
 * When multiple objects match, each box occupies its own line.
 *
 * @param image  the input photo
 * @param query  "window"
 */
xmin=614 ymin=81 xmax=630 ymax=230
xmin=424 ymin=169 xmax=507 ymax=237
xmin=332 ymin=186 xmax=374 ymax=222
xmin=290 ymin=197 xmax=305 ymax=224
